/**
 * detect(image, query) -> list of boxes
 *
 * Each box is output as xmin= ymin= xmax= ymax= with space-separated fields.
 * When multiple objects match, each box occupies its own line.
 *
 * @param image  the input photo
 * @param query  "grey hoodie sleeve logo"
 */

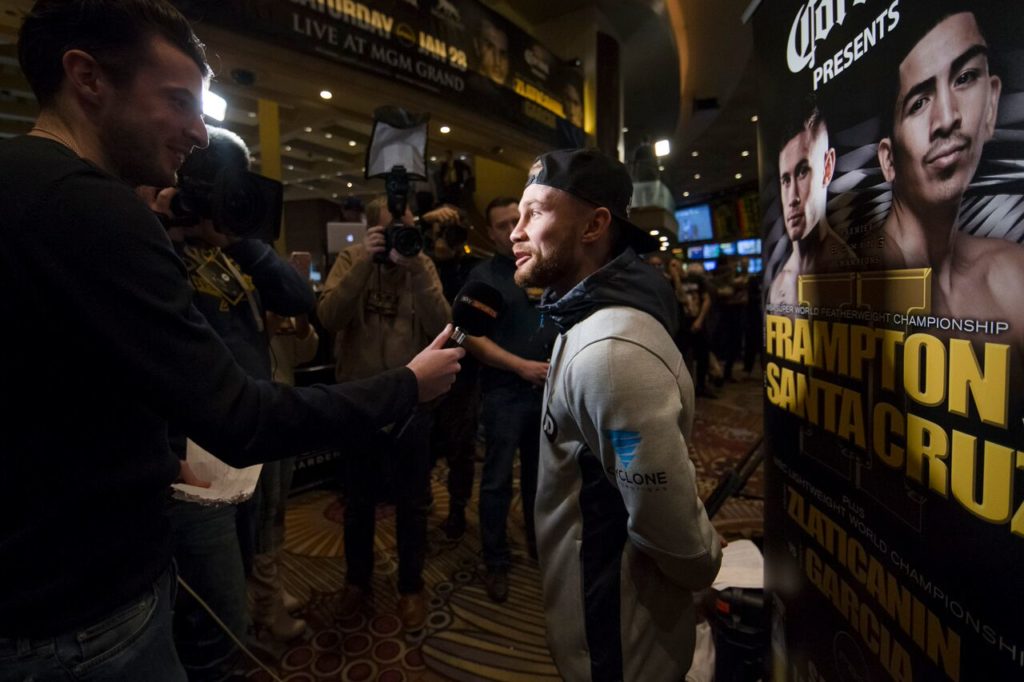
xmin=542 ymin=408 xmax=558 ymax=442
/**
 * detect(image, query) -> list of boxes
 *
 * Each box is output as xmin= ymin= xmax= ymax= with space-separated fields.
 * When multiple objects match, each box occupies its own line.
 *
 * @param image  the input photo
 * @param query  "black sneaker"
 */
xmin=483 ymin=569 xmax=509 ymax=603
xmin=439 ymin=510 xmax=466 ymax=540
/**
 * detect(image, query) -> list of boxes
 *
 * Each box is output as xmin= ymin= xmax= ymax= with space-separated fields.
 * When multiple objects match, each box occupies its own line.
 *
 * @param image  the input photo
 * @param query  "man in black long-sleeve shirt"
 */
xmin=0 ymin=2 xmax=462 ymax=678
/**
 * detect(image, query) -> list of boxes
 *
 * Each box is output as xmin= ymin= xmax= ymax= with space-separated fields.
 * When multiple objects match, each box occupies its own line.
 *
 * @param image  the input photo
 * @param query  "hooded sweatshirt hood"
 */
xmin=538 ymin=248 xmax=679 ymax=337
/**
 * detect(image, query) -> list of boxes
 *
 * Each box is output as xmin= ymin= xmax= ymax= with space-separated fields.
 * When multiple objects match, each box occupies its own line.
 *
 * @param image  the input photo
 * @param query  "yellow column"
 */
xmin=257 ymin=98 xmax=285 ymax=253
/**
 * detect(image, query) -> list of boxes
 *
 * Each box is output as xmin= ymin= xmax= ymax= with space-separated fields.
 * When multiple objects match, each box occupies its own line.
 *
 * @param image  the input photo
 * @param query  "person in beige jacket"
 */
xmin=318 ymin=196 xmax=452 ymax=632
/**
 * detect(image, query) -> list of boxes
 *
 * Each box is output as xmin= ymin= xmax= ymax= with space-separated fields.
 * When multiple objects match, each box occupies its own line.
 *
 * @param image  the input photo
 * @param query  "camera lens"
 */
xmin=393 ymin=226 xmax=424 ymax=257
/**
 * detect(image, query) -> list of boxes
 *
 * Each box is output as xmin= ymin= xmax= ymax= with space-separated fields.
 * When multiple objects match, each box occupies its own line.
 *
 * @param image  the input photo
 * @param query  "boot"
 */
xmin=249 ymin=552 xmax=307 ymax=641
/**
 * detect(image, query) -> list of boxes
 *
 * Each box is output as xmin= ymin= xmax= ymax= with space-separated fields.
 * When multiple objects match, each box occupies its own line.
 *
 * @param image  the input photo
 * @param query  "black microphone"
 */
xmin=393 ymin=282 xmax=503 ymax=440
xmin=449 ymin=281 xmax=503 ymax=345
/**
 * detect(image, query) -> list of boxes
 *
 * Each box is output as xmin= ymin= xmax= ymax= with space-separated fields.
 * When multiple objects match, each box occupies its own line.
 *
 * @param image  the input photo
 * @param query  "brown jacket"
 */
xmin=318 ymin=244 xmax=451 ymax=381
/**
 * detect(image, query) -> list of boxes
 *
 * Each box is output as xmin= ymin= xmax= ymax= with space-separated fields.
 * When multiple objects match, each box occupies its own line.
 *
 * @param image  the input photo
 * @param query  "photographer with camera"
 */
xmin=0 ymin=2 xmax=462 ymax=678
xmin=318 ymin=196 xmax=454 ymax=632
xmin=148 ymin=125 xmax=316 ymax=676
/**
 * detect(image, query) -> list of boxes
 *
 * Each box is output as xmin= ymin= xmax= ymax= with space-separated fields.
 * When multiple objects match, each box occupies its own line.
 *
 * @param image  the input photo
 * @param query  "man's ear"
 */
xmin=822 ymin=147 xmax=836 ymax=186
xmin=580 ymin=206 xmax=613 ymax=245
xmin=984 ymin=75 xmax=1002 ymax=141
xmin=877 ymin=137 xmax=896 ymax=183
xmin=61 ymin=49 xmax=107 ymax=106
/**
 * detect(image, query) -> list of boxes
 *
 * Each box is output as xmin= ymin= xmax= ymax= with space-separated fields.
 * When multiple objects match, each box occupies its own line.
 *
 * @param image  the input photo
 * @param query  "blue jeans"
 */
xmin=0 ymin=565 xmax=184 ymax=681
xmin=167 ymin=500 xmax=248 ymax=681
xmin=479 ymin=385 xmax=541 ymax=571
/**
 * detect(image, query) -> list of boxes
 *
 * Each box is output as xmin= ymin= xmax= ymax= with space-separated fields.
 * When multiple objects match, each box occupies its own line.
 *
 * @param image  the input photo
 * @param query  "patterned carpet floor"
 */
xmin=242 ymin=376 xmax=764 ymax=681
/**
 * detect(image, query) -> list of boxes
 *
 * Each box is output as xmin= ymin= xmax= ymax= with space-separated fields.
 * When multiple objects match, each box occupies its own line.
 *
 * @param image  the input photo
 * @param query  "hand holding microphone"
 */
xmin=407 ymin=324 xmax=466 ymax=402
xmin=405 ymin=281 xmax=503 ymax=403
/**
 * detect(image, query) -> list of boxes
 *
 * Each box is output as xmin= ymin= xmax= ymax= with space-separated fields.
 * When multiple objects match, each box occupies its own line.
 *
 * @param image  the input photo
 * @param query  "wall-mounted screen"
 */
xmin=747 ymin=257 xmax=763 ymax=274
xmin=675 ymin=204 xmax=714 ymax=242
xmin=737 ymin=238 xmax=761 ymax=256
xmin=703 ymin=259 xmax=718 ymax=271
xmin=720 ymin=242 xmax=736 ymax=255
xmin=702 ymin=243 xmax=721 ymax=259
xmin=686 ymin=245 xmax=704 ymax=259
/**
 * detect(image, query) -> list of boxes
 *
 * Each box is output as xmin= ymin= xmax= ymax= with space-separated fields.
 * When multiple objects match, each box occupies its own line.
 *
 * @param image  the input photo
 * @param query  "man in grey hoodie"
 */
xmin=510 ymin=148 xmax=722 ymax=681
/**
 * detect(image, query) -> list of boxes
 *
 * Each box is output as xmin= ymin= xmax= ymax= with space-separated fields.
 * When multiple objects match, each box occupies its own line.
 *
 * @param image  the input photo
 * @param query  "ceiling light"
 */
xmin=691 ymin=151 xmax=699 ymax=157
xmin=327 ymin=156 xmax=333 ymax=162
xmin=320 ymin=89 xmax=333 ymax=100
xmin=654 ymin=139 xmax=671 ymax=157
xmin=324 ymin=132 xmax=333 ymax=139
xmin=440 ymin=125 xmax=451 ymax=134
xmin=286 ymin=164 xmax=294 ymax=170
xmin=622 ymin=126 xmax=629 ymax=133
xmin=694 ymin=173 xmax=701 ymax=180
xmin=202 ymin=90 xmax=227 ymax=122
xmin=649 ymin=230 xmax=659 ymax=236
xmin=346 ymin=182 xmax=353 ymax=188
xmin=659 ymin=236 xmax=669 ymax=242
xmin=320 ymin=174 xmax=328 ymax=179
xmin=247 ymin=111 xmax=257 ymax=119
xmin=429 ymin=156 xmax=437 ymax=162
xmin=683 ymin=191 xmax=690 ymax=197
xmin=304 ymin=126 xmax=313 ymax=133
xmin=336 ymin=171 xmax=343 ymax=176
xmin=348 ymin=140 xmax=357 ymax=147
xmin=459 ymin=155 xmax=467 ymax=161
xmin=735 ymin=173 xmax=743 ymax=179
xmin=741 ymin=150 xmax=750 ymax=157
xmin=332 ymin=193 xmax=338 ymax=198
xmin=750 ymin=114 xmax=758 ymax=123
xmin=660 ymin=245 xmax=668 ymax=251
xmin=284 ymin=145 xmax=292 ymax=151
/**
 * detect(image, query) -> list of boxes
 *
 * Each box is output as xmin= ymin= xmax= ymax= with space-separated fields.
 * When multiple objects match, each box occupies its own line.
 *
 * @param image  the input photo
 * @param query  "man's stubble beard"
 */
xmin=513 ymin=241 xmax=574 ymax=291
xmin=99 ymin=113 xmax=176 ymax=188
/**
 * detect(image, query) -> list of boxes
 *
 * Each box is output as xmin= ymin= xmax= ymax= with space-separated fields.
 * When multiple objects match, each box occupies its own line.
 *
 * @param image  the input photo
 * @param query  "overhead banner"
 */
xmin=175 ymin=0 xmax=585 ymax=148
xmin=754 ymin=1 xmax=1024 ymax=680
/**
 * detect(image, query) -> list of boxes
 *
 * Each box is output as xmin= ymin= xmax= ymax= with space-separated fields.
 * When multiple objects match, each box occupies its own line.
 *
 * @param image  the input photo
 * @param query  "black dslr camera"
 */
xmin=376 ymin=166 xmax=423 ymax=263
xmin=365 ymin=106 xmax=430 ymax=264
xmin=170 ymin=167 xmax=283 ymax=243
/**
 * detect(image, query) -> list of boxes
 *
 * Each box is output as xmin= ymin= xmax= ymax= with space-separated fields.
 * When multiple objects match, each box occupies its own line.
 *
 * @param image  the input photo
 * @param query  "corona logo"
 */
xmin=787 ymin=0 xmax=867 ymax=73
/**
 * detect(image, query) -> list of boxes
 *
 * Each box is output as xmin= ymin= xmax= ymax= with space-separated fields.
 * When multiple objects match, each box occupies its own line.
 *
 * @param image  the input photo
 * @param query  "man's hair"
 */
xmin=778 ymin=96 xmax=827 ymax=158
xmin=879 ymin=2 xmax=989 ymax=139
xmin=485 ymin=196 xmax=518 ymax=226
xmin=19 ymin=0 xmax=210 ymax=106
xmin=178 ymin=126 xmax=249 ymax=183
xmin=366 ymin=196 xmax=389 ymax=227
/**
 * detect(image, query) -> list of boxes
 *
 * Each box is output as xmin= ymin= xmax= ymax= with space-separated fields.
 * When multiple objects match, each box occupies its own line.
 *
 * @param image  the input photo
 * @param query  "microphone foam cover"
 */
xmin=452 ymin=281 xmax=503 ymax=337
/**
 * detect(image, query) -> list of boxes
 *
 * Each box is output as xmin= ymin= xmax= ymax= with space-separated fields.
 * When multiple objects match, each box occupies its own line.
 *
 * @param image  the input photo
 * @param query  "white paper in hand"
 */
xmin=712 ymin=539 xmax=765 ymax=591
xmin=171 ymin=439 xmax=262 ymax=506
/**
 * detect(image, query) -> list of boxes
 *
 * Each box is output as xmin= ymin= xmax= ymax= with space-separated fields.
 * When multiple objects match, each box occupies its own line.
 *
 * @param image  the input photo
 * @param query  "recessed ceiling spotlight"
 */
xmin=694 ymin=173 xmax=701 ymax=180
xmin=304 ymin=126 xmax=313 ymax=133
xmin=658 ymin=165 xmax=664 ymax=171
xmin=320 ymin=174 xmax=328 ymax=179
xmin=286 ymin=164 xmax=294 ymax=170
xmin=327 ymin=156 xmax=333 ymax=162
xmin=741 ymin=150 xmax=750 ymax=157
xmin=347 ymin=182 xmax=353 ymax=188
xmin=440 ymin=125 xmax=451 ymax=134
xmin=348 ymin=140 xmax=357 ymax=147
xmin=654 ymin=139 xmax=671 ymax=157
xmin=735 ymin=172 xmax=743 ymax=179
xmin=247 ymin=111 xmax=257 ymax=119
xmin=429 ymin=156 xmax=437 ymax=162
xmin=691 ymin=151 xmax=699 ymax=157
xmin=284 ymin=145 xmax=292 ymax=151
xmin=324 ymin=132 xmax=333 ymax=139
xmin=332 ymin=193 xmax=338 ymax=198
xmin=683 ymin=191 xmax=690 ymax=197
xmin=320 ymin=89 xmax=333 ymax=100
xmin=750 ymin=114 xmax=759 ymax=123
xmin=622 ymin=126 xmax=629 ymax=133
xmin=649 ymin=230 xmax=659 ymax=236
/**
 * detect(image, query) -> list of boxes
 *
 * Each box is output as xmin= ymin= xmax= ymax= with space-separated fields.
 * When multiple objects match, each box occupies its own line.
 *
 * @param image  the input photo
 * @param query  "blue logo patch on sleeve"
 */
xmin=606 ymin=430 xmax=641 ymax=468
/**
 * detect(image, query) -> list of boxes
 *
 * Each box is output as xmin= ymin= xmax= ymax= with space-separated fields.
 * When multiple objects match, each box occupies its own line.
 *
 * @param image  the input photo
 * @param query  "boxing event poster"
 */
xmin=754 ymin=1 xmax=1024 ymax=680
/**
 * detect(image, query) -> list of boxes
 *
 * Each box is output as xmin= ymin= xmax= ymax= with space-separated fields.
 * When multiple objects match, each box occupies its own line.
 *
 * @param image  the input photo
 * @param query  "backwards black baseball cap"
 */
xmin=525 ymin=148 xmax=660 ymax=254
